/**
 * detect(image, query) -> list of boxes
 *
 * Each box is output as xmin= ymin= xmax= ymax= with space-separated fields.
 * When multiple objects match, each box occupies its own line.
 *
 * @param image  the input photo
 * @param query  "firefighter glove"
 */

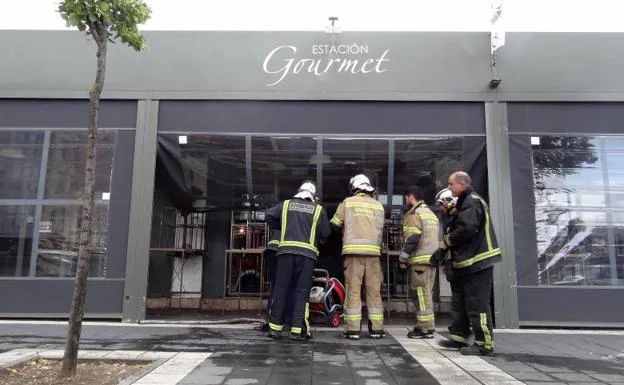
xmin=429 ymin=248 xmax=446 ymax=267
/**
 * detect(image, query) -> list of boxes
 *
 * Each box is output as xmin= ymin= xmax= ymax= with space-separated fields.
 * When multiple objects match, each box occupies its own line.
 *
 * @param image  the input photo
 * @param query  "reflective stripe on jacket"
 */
xmin=265 ymin=198 xmax=331 ymax=261
xmin=331 ymin=193 xmax=384 ymax=256
xmin=445 ymin=188 xmax=501 ymax=275
xmin=265 ymin=228 xmax=281 ymax=252
xmin=402 ymin=203 xmax=440 ymax=265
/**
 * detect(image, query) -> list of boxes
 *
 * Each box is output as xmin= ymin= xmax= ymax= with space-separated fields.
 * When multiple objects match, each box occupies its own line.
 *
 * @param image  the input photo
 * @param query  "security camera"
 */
xmin=489 ymin=78 xmax=502 ymax=89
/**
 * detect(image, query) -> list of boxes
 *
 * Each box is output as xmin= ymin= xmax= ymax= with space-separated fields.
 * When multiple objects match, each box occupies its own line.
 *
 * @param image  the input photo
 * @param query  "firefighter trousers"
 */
xmin=343 ymin=255 xmax=384 ymax=333
xmin=409 ymin=264 xmax=436 ymax=331
xmin=448 ymin=267 xmax=494 ymax=350
xmin=264 ymin=249 xmax=293 ymax=326
xmin=268 ymin=253 xmax=314 ymax=336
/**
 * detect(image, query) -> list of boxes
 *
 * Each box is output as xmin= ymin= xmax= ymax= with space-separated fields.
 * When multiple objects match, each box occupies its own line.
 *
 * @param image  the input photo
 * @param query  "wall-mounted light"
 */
xmin=178 ymin=135 xmax=188 ymax=145
xmin=101 ymin=192 xmax=111 ymax=200
xmin=325 ymin=16 xmax=342 ymax=34
xmin=489 ymin=78 xmax=502 ymax=89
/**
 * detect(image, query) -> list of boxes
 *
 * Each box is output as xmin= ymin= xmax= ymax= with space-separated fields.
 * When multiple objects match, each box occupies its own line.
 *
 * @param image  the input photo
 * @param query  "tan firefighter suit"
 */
xmin=331 ymin=193 xmax=385 ymax=334
xmin=400 ymin=202 xmax=440 ymax=332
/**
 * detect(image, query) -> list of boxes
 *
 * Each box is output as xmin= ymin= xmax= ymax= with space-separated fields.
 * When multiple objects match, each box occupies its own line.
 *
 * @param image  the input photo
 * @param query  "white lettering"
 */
xmin=263 ymin=45 xmax=297 ymax=86
xmin=338 ymin=59 xmax=361 ymax=74
xmin=361 ymin=58 xmax=376 ymax=73
xmin=375 ymin=49 xmax=390 ymax=73
xmin=262 ymin=45 xmax=391 ymax=86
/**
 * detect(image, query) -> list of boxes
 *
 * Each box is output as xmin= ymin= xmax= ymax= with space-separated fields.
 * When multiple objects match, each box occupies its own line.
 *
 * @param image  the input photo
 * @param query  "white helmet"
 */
xmin=436 ymin=188 xmax=457 ymax=212
xmin=294 ymin=181 xmax=317 ymax=202
xmin=309 ymin=286 xmax=324 ymax=303
xmin=349 ymin=174 xmax=374 ymax=195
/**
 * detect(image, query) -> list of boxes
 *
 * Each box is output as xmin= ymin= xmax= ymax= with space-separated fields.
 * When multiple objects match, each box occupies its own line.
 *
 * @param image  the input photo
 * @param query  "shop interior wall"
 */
xmin=149 ymin=100 xmax=487 ymax=300
xmin=508 ymin=102 xmax=624 ymax=325
xmin=0 ymin=99 xmax=137 ymax=317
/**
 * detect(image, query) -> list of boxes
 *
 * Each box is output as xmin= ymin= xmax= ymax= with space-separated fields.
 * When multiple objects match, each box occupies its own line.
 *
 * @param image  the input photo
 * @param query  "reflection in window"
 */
xmin=176 ymin=135 xmax=247 ymax=209
xmin=45 ymin=131 xmax=117 ymax=199
xmin=36 ymin=204 xmax=109 ymax=277
xmin=393 ymin=138 xmax=463 ymax=207
xmin=0 ymin=132 xmax=44 ymax=199
xmin=251 ymin=136 xmax=317 ymax=207
xmin=322 ymin=139 xmax=389 ymax=204
xmin=0 ymin=206 xmax=35 ymax=277
xmin=532 ymin=135 xmax=624 ymax=286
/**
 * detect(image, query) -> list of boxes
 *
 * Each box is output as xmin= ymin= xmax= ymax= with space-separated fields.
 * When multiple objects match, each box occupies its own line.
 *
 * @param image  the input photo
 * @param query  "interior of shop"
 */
xmin=145 ymin=134 xmax=488 ymax=318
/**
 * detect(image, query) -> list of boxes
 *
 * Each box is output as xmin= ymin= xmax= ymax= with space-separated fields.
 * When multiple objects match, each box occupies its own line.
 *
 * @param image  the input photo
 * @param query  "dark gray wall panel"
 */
xmin=0 ymin=100 xmax=137 ymax=128
xmin=159 ymin=101 xmax=485 ymax=135
xmin=518 ymin=287 xmax=624 ymax=324
xmin=106 ymin=131 xmax=136 ymax=279
xmin=0 ymin=279 xmax=123 ymax=315
xmin=509 ymin=135 xmax=539 ymax=286
xmin=508 ymin=103 xmax=624 ymax=134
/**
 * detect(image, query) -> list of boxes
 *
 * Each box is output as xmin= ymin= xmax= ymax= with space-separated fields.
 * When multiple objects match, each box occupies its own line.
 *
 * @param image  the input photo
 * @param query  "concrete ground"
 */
xmin=0 ymin=320 xmax=623 ymax=385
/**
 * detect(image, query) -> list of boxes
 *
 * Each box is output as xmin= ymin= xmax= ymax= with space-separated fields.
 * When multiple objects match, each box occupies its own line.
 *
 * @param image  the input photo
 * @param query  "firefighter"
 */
xmin=331 ymin=174 xmax=385 ymax=340
xmin=260 ymin=227 xmax=293 ymax=332
xmin=430 ymin=171 xmax=501 ymax=356
xmin=265 ymin=181 xmax=331 ymax=341
xmin=398 ymin=186 xmax=440 ymax=339
xmin=435 ymin=188 xmax=458 ymax=283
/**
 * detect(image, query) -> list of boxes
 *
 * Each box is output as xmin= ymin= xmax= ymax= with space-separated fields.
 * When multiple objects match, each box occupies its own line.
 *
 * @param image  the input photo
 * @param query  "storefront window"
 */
xmin=251 ymin=136 xmax=317 ymax=207
xmin=533 ymin=135 xmax=624 ymax=286
xmin=322 ymin=138 xmax=389 ymax=204
xmin=0 ymin=205 xmax=35 ymax=277
xmin=174 ymin=135 xmax=247 ymax=209
xmin=393 ymin=137 xmax=463 ymax=207
xmin=0 ymin=131 xmax=44 ymax=199
xmin=45 ymin=131 xmax=117 ymax=199
xmin=36 ymin=204 xmax=109 ymax=277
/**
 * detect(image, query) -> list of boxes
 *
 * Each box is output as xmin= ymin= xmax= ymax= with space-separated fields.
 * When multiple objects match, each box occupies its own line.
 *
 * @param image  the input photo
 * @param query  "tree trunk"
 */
xmin=61 ymin=32 xmax=108 ymax=378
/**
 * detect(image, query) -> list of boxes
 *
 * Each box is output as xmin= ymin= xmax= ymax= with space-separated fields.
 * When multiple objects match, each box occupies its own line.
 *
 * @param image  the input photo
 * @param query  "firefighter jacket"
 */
xmin=265 ymin=228 xmax=281 ymax=252
xmin=444 ymin=187 xmax=501 ymax=276
xmin=330 ymin=193 xmax=384 ymax=256
xmin=401 ymin=202 xmax=440 ymax=265
xmin=266 ymin=198 xmax=331 ymax=261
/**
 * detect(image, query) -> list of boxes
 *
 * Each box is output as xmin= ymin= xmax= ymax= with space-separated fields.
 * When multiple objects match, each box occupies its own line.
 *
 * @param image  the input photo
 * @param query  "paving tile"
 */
xmin=508 ymin=371 xmax=557 ymax=381
xmin=178 ymin=374 xmax=226 ymax=385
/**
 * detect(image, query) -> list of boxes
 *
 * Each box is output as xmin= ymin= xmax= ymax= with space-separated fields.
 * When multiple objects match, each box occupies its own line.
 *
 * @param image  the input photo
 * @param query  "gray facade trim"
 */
xmin=158 ymin=101 xmax=486 ymax=135
xmin=0 ymin=313 xmax=122 ymax=319
xmin=508 ymin=102 xmax=624 ymax=134
xmin=485 ymin=102 xmax=519 ymax=328
xmin=122 ymin=100 xmax=159 ymax=322
xmin=316 ymin=138 xmax=323 ymax=199
xmin=517 ymin=286 xmax=624 ymax=324
xmin=158 ymin=132 xmax=486 ymax=138
xmin=0 ymin=100 xmax=138 ymax=129
xmin=8 ymin=91 xmax=624 ymax=103
xmin=386 ymin=139 xmax=395 ymax=209
xmin=0 ymin=127 xmax=133 ymax=131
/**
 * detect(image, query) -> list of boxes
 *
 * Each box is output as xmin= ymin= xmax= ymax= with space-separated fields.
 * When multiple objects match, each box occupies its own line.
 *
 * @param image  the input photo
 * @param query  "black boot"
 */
xmin=343 ymin=331 xmax=361 ymax=340
xmin=460 ymin=345 xmax=494 ymax=356
xmin=289 ymin=332 xmax=313 ymax=342
xmin=438 ymin=338 xmax=468 ymax=349
xmin=369 ymin=330 xmax=386 ymax=339
xmin=407 ymin=328 xmax=435 ymax=339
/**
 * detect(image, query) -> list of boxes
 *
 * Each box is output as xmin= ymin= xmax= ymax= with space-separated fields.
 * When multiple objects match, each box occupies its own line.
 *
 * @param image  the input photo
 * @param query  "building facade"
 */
xmin=1 ymin=30 xmax=623 ymax=327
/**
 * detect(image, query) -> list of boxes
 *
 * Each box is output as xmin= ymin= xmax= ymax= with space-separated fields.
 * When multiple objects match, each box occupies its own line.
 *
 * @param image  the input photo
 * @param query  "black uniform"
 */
xmin=266 ymin=198 xmax=331 ymax=338
xmin=444 ymin=187 xmax=501 ymax=351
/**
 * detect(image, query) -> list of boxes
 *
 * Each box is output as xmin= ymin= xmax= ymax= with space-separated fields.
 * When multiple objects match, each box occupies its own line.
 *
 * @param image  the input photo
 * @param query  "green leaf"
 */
xmin=98 ymin=2 xmax=109 ymax=12
xmin=68 ymin=12 xmax=82 ymax=26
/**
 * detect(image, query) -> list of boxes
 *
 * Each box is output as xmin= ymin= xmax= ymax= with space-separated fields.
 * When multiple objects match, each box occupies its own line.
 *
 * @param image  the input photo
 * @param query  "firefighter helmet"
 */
xmin=294 ymin=181 xmax=317 ymax=202
xmin=349 ymin=174 xmax=374 ymax=195
xmin=436 ymin=188 xmax=457 ymax=213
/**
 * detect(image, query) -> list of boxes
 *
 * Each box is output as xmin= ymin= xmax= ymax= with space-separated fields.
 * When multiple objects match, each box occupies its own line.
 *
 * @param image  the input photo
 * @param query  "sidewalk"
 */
xmin=0 ymin=321 xmax=623 ymax=385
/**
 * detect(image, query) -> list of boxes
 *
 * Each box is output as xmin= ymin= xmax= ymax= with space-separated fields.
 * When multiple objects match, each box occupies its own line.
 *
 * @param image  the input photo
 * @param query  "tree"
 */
xmin=532 ymin=136 xmax=599 ymax=195
xmin=57 ymin=0 xmax=151 ymax=378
